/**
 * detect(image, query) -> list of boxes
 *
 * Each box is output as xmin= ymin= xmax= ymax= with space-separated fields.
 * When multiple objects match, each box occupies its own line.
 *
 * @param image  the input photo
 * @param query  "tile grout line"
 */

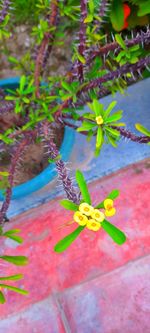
xmin=53 ymin=294 xmax=72 ymax=333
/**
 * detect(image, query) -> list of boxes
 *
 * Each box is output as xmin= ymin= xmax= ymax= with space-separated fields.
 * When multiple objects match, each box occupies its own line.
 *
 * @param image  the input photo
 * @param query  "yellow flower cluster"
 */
xmin=73 ymin=199 xmax=116 ymax=232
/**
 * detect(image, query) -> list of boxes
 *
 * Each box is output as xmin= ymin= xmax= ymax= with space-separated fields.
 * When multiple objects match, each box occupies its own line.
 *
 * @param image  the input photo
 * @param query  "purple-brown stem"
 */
xmin=41 ymin=123 xmax=80 ymax=204
xmin=76 ymin=0 xmax=87 ymax=82
xmin=34 ymin=0 xmax=59 ymax=98
xmin=0 ymin=0 xmax=11 ymax=24
xmin=0 ymin=133 xmax=36 ymax=224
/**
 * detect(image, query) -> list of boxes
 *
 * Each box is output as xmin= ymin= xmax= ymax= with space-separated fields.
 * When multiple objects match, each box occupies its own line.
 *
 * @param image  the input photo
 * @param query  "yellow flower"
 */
xmin=73 ymin=211 xmax=88 ymax=226
xmin=86 ymin=219 xmax=101 ymax=231
xmin=79 ymin=203 xmax=94 ymax=216
xmin=96 ymin=116 xmax=104 ymax=125
xmin=104 ymin=198 xmax=116 ymax=217
xmin=91 ymin=209 xmax=105 ymax=222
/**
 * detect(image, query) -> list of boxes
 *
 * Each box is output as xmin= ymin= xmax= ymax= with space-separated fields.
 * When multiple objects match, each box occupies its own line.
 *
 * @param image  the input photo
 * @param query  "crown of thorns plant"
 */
xmin=0 ymin=0 xmax=150 ymax=302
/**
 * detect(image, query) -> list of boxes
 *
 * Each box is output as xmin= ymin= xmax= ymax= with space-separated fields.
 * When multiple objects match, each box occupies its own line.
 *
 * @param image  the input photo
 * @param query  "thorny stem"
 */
xmin=0 ymin=133 xmax=36 ymax=224
xmin=77 ymin=0 xmax=87 ymax=82
xmin=34 ymin=0 xmax=59 ymax=98
xmin=80 ymin=56 xmax=150 ymax=93
xmin=87 ymin=29 xmax=150 ymax=65
xmin=41 ymin=123 xmax=80 ymax=204
xmin=62 ymin=115 xmax=150 ymax=144
xmin=0 ymin=0 xmax=11 ymax=24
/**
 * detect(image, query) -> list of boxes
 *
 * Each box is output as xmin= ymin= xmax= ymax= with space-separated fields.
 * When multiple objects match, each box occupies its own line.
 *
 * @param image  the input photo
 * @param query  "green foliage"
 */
xmin=135 ymin=123 xmax=150 ymax=136
xmin=115 ymin=34 xmax=142 ymax=65
xmin=101 ymin=219 xmax=126 ymax=245
xmin=77 ymin=99 xmax=124 ymax=156
xmin=75 ymin=170 xmax=91 ymax=204
xmin=0 ymin=226 xmax=28 ymax=303
xmin=60 ymin=199 xmax=79 ymax=211
xmin=54 ymin=226 xmax=85 ymax=252
xmin=54 ymin=171 xmax=126 ymax=252
xmin=0 ymin=14 xmax=10 ymax=39
xmin=110 ymin=0 xmax=124 ymax=31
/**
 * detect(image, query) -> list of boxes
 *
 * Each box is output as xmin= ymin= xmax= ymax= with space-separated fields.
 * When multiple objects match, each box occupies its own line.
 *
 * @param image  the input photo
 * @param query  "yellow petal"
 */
xmin=96 ymin=116 xmax=104 ymax=125
xmin=86 ymin=219 xmax=101 ymax=231
xmin=105 ymin=207 xmax=116 ymax=217
xmin=79 ymin=203 xmax=94 ymax=216
xmin=73 ymin=211 xmax=88 ymax=225
xmin=104 ymin=198 xmax=114 ymax=210
xmin=91 ymin=209 xmax=105 ymax=222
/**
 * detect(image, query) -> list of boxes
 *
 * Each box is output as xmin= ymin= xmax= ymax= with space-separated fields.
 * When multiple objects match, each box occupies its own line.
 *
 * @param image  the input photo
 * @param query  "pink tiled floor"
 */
xmin=0 ymin=159 xmax=150 ymax=332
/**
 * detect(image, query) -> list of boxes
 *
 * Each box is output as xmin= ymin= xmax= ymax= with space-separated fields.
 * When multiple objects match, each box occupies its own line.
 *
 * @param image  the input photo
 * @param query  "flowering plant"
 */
xmin=0 ymin=0 xmax=150 ymax=302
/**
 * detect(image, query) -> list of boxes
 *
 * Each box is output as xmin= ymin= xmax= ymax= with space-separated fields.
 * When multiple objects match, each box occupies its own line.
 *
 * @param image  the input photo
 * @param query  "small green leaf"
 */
xmin=135 ymin=123 xmax=150 ymax=137
xmin=84 ymin=14 xmax=93 ymax=23
xmin=54 ymin=226 xmax=84 ymax=253
xmin=110 ymin=0 xmax=124 ymax=31
xmin=107 ymin=189 xmax=120 ymax=200
xmin=0 ymin=256 xmax=28 ymax=266
xmin=103 ymin=101 xmax=117 ymax=120
xmin=0 ymin=274 xmax=23 ymax=281
xmin=3 ymin=234 xmax=23 ymax=244
xmin=105 ymin=111 xmax=123 ymax=124
xmin=101 ymin=219 xmax=126 ymax=245
xmin=115 ymin=34 xmax=126 ymax=50
xmin=0 ymin=291 xmax=5 ymax=304
xmin=0 ymin=284 xmax=28 ymax=295
xmin=77 ymin=53 xmax=86 ymax=64
xmin=95 ymin=189 xmax=119 ymax=208
xmin=96 ymin=126 xmax=103 ymax=148
xmin=75 ymin=170 xmax=91 ymax=204
xmin=105 ymin=127 xmax=120 ymax=138
xmin=60 ymin=200 xmax=79 ymax=211
xmin=93 ymin=100 xmax=103 ymax=117
xmin=0 ymin=171 xmax=9 ymax=177
xmin=20 ymin=75 xmax=26 ymax=92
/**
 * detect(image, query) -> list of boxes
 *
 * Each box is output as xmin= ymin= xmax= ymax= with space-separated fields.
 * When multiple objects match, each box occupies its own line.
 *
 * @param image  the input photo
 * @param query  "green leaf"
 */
xmin=54 ymin=226 xmax=84 ymax=252
xmin=60 ymin=200 xmax=79 ymax=211
xmin=0 ymin=274 xmax=23 ymax=281
xmin=77 ymin=121 xmax=96 ymax=132
xmin=93 ymin=100 xmax=103 ymax=117
xmin=76 ymin=53 xmax=86 ymax=64
xmin=3 ymin=229 xmax=20 ymax=235
xmin=0 ymin=171 xmax=9 ymax=177
xmin=96 ymin=126 xmax=103 ymax=148
xmin=103 ymin=101 xmax=117 ymax=120
xmin=110 ymin=0 xmax=124 ymax=31
xmin=84 ymin=14 xmax=93 ymax=23
xmin=137 ymin=0 xmax=150 ymax=16
xmin=107 ymin=189 xmax=120 ymax=200
xmin=0 ymin=291 xmax=5 ymax=304
xmin=3 ymin=234 xmax=23 ymax=244
xmin=61 ymin=81 xmax=72 ymax=92
xmin=95 ymin=189 xmax=120 ymax=208
xmin=115 ymin=34 xmax=126 ymax=50
xmin=107 ymin=135 xmax=117 ymax=147
xmin=105 ymin=127 xmax=120 ymax=138
xmin=135 ymin=123 xmax=150 ymax=137
xmin=101 ymin=219 xmax=126 ymax=245
xmin=20 ymin=75 xmax=26 ymax=92
xmin=0 ymin=256 xmax=28 ymax=266
xmin=8 ymin=56 xmax=19 ymax=64
xmin=75 ymin=170 xmax=91 ymax=204
xmin=0 ymin=284 xmax=28 ymax=295
xmin=105 ymin=111 xmax=123 ymax=124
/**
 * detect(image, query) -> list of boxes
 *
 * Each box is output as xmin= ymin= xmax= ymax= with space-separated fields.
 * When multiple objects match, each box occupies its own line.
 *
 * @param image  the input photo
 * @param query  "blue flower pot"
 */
xmin=0 ymin=77 xmax=75 ymax=200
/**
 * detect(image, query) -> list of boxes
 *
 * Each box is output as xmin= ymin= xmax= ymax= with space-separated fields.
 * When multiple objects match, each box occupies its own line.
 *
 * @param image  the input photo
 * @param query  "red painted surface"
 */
xmin=0 ymin=159 xmax=150 ymax=332
xmin=59 ymin=255 xmax=150 ymax=333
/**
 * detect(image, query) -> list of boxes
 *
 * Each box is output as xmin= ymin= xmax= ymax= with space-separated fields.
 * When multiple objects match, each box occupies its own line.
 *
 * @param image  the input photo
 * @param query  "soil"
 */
xmin=0 ymin=125 xmax=64 ymax=185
